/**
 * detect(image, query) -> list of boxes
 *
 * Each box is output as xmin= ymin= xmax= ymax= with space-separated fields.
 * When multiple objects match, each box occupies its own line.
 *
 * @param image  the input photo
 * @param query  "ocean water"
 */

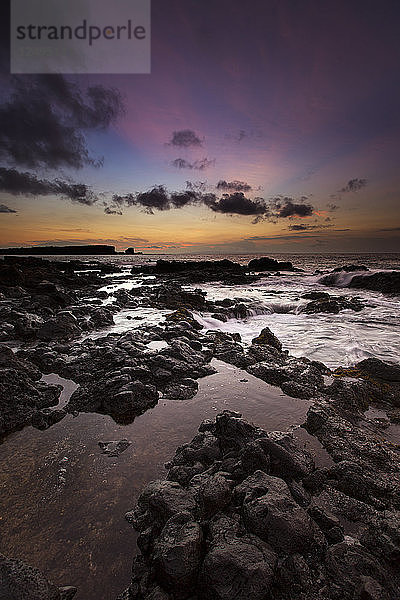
xmin=90 ymin=252 xmax=400 ymax=368
xmin=27 ymin=251 xmax=400 ymax=271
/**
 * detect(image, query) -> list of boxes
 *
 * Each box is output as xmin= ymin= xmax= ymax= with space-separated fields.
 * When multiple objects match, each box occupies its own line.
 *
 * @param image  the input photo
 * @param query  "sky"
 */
xmin=0 ymin=0 xmax=400 ymax=253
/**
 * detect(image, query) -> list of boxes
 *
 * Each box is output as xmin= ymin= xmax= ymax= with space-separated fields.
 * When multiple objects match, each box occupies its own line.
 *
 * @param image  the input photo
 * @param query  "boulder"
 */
xmin=251 ymin=327 xmax=282 ymax=350
xmin=248 ymin=257 xmax=294 ymax=271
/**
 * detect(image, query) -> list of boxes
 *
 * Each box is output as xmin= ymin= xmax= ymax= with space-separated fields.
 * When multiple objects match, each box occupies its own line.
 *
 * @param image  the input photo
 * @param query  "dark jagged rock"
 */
xmin=31 ymin=408 xmax=67 ymax=430
xmin=251 ymin=326 xmax=283 ymax=350
xmin=356 ymin=358 xmax=400 ymax=382
xmin=332 ymin=265 xmax=369 ymax=272
xmin=133 ymin=259 xmax=258 ymax=285
xmin=36 ymin=311 xmax=82 ymax=341
xmin=150 ymin=259 xmax=242 ymax=275
xmin=321 ymin=270 xmax=400 ymax=295
xmin=305 ymin=400 xmax=400 ymax=509
xmin=165 ymin=308 xmax=203 ymax=330
xmin=0 ymin=257 xmax=118 ymax=342
xmin=0 ymin=347 xmax=62 ymax=438
xmin=349 ymin=271 xmax=400 ymax=295
xmin=0 ymin=552 xmax=76 ymax=599
xmin=153 ymin=284 xmax=207 ymax=310
xmin=301 ymin=291 xmax=330 ymax=300
xmin=18 ymin=326 xmax=215 ymax=424
xmin=301 ymin=294 xmax=364 ymax=314
xmin=248 ymin=257 xmax=295 ymax=272
xmin=98 ymin=439 xmax=132 ymax=457
xmin=70 ymin=378 xmax=158 ymax=423
xmin=118 ymin=411 xmax=400 ymax=600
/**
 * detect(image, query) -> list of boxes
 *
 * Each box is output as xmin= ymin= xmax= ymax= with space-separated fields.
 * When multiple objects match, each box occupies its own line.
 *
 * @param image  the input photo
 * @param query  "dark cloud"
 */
xmin=170 ymin=190 xmax=199 ymax=208
xmin=171 ymin=157 xmax=215 ymax=170
xmin=0 ymin=204 xmax=17 ymax=213
xmin=288 ymin=224 xmax=333 ymax=231
xmin=107 ymin=187 xmax=315 ymax=224
xmin=204 ymin=192 xmax=268 ymax=220
xmin=0 ymin=75 xmax=123 ymax=170
xmin=216 ymin=180 xmax=252 ymax=192
xmin=111 ymin=186 xmax=199 ymax=214
xmin=135 ymin=186 xmax=171 ymax=213
xmin=104 ymin=206 xmax=123 ymax=215
xmin=340 ymin=178 xmax=367 ymax=193
xmin=270 ymin=197 xmax=314 ymax=218
xmin=168 ymin=129 xmax=203 ymax=147
xmin=0 ymin=167 xmax=97 ymax=205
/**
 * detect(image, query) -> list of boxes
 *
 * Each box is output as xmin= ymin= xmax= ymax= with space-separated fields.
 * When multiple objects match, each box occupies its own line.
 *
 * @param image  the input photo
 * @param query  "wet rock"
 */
xmin=134 ymin=259 xmax=254 ymax=285
xmin=281 ymin=380 xmax=316 ymax=399
xmin=154 ymin=283 xmax=207 ymax=310
xmin=129 ymin=480 xmax=197 ymax=533
xmin=356 ymin=357 xmax=400 ymax=382
xmin=302 ymin=291 xmax=331 ymax=300
xmin=308 ymin=504 xmax=344 ymax=544
xmin=165 ymin=308 xmax=203 ymax=330
xmin=349 ymin=271 xmax=400 ymax=294
xmin=302 ymin=295 xmax=364 ymax=314
xmin=241 ymin=473 xmax=325 ymax=554
xmin=199 ymin=525 xmax=277 ymax=600
xmin=0 ymin=553 xmax=76 ymax=599
xmin=13 ymin=312 xmax=44 ymax=339
xmin=324 ymin=540 xmax=393 ymax=599
xmin=247 ymin=363 xmax=290 ymax=386
xmin=98 ymin=439 xmax=132 ymax=457
xmin=333 ymin=264 xmax=369 ymax=272
xmin=37 ymin=311 xmax=81 ymax=341
xmin=251 ymin=326 xmax=282 ymax=350
xmin=154 ymin=512 xmax=202 ymax=599
xmin=190 ymin=472 xmax=232 ymax=517
xmin=163 ymin=378 xmax=198 ymax=400
xmin=248 ymin=257 xmax=294 ymax=271
xmin=0 ymin=362 xmax=62 ymax=438
xmin=119 ymin=411 xmax=400 ymax=600
xmin=31 ymin=408 xmax=67 ymax=430
xmin=86 ymin=306 xmax=115 ymax=328
xmin=0 ymin=345 xmax=41 ymax=379
xmin=102 ymin=381 xmax=159 ymax=419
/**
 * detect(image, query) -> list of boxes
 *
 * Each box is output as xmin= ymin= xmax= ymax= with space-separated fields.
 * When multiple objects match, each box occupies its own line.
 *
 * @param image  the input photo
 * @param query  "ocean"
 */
xmin=87 ymin=252 xmax=400 ymax=369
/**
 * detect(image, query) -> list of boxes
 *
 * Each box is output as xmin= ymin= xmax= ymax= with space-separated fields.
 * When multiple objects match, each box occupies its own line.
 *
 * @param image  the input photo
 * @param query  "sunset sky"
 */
xmin=1 ymin=0 xmax=399 ymax=253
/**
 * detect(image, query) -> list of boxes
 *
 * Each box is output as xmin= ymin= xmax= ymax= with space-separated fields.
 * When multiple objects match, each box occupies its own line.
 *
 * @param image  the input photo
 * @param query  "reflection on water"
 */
xmin=0 ymin=360 xmax=312 ymax=600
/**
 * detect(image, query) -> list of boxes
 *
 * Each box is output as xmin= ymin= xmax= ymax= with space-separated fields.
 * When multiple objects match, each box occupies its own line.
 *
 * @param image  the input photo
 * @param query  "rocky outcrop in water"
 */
xmin=0 ymin=346 xmax=62 ymax=438
xmin=332 ymin=265 xmax=369 ymax=273
xmin=18 ymin=313 xmax=216 ymax=423
xmin=133 ymin=259 xmax=260 ymax=285
xmin=0 ymin=256 xmax=119 ymax=342
xmin=320 ymin=270 xmax=400 ymax=295
xmin=118 ymin=410 xmax=400 ymax=600
xmin=349 ymin=271 xmax=400 ymax=295
xmin=248 ymin=257 xmax=295 ymax=272
xmin=301 ymin=292 xmax=364 ymax=314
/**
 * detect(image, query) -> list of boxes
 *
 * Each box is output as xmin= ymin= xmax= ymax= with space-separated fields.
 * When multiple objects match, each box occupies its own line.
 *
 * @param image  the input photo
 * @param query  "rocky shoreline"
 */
xmin=0 ymin=256 xmax=399 ymax=599
xmin=118 ymin=408 xmax=400 ymax=600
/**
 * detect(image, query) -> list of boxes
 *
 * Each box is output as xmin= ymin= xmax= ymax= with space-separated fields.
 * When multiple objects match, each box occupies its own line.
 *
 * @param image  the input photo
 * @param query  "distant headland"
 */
xmin=0 ymin=245 xmax=142 ymax=255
